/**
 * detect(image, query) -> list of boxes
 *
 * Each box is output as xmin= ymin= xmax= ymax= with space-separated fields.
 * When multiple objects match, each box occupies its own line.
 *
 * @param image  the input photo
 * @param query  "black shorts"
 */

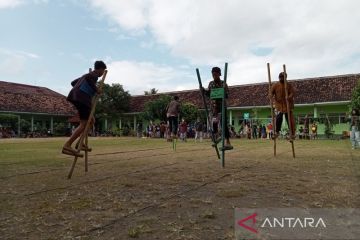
xmin=73 ymin=102 xmax=91 ymax=120
xmin=167 ymin=116 xmax=178 ymax=134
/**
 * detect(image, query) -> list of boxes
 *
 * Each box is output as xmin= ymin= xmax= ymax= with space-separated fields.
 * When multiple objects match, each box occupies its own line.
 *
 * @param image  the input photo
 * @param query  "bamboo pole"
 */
xmin=68 ymin=70 xmax=108 ymax=179
xmin=196 ymin=69 xmax=221 ymax=159
xmin=221 ymin=62 xmax=228 ymax=168
xmin=84 ymin=68 xmax=92 ymax=172
xmin=282 ymin=64 xmax=295 ymax=158
xmin=267 ymin=63 xmax=276 ymax=156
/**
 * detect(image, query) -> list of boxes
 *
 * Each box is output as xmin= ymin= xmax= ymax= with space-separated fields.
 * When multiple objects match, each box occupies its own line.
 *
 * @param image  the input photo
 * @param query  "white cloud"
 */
xmin=17 ymin=50 xmax=40 ymax=59
xmin=0 ymin=55 xmax=26 ymax=75
xmin=105 ymin=60 xmax=196 ymax=95
xmin=33 ymin=0 xmax=48 ymax=4
xmin=0 ymin=49 xmax=40 ymax=75
xmin=0 ymin=0 xmax=23 ymax=9
xmin=88 ymin=0 xmax=360 ymax=85
xmin=0 ymin=0 xmax=48 ymax=9
xmin=89 ymin=0 xmax=151 ymax=32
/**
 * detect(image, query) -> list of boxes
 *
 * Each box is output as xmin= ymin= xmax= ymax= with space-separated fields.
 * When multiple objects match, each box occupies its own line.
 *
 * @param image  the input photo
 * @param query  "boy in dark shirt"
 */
xmin=166 ymin=96 xmax=181 ymax=139
xmin=62 ymin=61 xmax=107 ymax=156
xmin=202 ymin=67 xmax=233 ymax=150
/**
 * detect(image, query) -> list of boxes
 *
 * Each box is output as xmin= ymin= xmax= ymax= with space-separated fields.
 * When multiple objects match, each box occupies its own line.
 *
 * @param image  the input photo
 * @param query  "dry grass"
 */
xmin=0 ymin=137 xmax=359 ymax=239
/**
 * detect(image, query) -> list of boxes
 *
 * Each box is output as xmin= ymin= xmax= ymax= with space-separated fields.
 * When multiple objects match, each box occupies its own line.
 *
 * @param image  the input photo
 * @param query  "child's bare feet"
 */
xmin=62 ymin=145 xmax=83 ymax=157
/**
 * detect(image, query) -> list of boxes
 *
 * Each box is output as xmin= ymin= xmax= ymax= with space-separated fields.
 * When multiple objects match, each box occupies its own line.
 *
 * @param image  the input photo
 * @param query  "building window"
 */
xmin=297 ymin=114 xmax=313 ymax=125
xmin=319 ymin=113 xmax=345 ymax=125
xmin=339 ymin=113 xmax=348 ymax=124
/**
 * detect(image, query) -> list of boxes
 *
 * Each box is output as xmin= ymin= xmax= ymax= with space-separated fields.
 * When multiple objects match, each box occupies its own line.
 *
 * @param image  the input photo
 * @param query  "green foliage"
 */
xmin=350 ymin=79 xmax=360 ymax=110
xmin=53 ymin=122 xmax=67 ymax=136
xmin=324 ymin=114 xmax=334 ymax=138
xmin=0 ymin=114 xmax=18 ymax=129
xmin=144 ymin=88 xmax=158 ymax=95
xmin=34 ymin=122 xmax=42 ymax=132
xmin=122 ymin=125 xmax=132 ymax=136
xmin=142 ymin=95 xmax=171 ymax=121
xmin=18 ymin=119 xmax=31 ymax=133
xmin=96 ymin=83 xmax=131 ymax=119
xmin=141 ymin=96 xmax=200 ymax=123
xmin=180 ymin=102 xmax=199 ymax=123
xmin=114 ymin=128 xmax=123 ymax=137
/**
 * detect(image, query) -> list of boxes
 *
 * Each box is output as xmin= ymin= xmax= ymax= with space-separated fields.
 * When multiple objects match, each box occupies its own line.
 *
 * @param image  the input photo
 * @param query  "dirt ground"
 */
xmin=0 ymin=137 xmax=359 ymax=240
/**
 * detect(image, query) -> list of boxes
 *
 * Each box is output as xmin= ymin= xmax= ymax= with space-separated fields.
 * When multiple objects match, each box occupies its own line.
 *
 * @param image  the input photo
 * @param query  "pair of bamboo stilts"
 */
xmin=196 ymin=63 xmax=229 ymax=167
xmin=267 ymin=63 xmax=295 ymax=158
xmin=67 ymin=69 xmax=108 ymax=179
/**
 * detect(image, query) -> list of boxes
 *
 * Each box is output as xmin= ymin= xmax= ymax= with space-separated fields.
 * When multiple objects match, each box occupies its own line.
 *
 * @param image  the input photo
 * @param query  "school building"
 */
xmin=121 ymin=73 xmax=359 ymax=136
xmin=1 ymin=73 xmax=359 ymax=137
xmin=0 ymin=81 xmax=75 ymax=136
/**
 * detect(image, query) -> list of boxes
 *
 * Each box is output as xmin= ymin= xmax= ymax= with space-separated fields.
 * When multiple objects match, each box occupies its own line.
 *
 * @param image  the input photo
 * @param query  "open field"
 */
xmin=1 ymin=137 xmax=360 ymax=239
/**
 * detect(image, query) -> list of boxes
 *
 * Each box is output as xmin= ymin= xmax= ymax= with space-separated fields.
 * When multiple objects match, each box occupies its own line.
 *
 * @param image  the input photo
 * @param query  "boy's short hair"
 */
xmin=279 ymin=72 xmax=287 ymax=79
xmin=94 ymin=61 xmax=107 ymax=70
xmin=211 ymin=67 xmax=221 ymax=75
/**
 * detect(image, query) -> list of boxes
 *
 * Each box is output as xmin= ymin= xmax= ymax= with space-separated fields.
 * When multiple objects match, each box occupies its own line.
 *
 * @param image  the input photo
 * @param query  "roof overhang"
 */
xmin=227 ymin=101 xmax=350 ymax=110
xmin=0 ymin=110 xmax=73 ymax=117
xmin=124 ymin=101 xmax=351 ymax=114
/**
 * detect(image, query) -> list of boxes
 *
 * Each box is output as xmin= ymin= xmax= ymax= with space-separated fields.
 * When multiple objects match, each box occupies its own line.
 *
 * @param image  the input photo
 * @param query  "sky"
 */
xmin=0 ymin=0 xmax=360 ymax=96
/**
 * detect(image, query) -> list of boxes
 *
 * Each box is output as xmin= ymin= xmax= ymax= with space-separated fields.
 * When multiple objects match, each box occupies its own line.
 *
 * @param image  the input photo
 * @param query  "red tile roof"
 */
xmin=129 ymin=74 xmax=360 ymax=113
xmin=1 ymin=73 xmax=358 ymax=116
xmin=0 ymin=81 xmax=76 ymax=116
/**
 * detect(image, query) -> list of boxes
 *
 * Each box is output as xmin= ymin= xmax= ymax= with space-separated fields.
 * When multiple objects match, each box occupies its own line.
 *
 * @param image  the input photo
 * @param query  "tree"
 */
xmin=142 ymin=95 xmax=171 ymax=121
xmin=144 ymin=88 xmax=158 ymax=95
xmin=18 ymin=119 xmax=31 ymax=134
xmin=350 ymin=79 xmax=360 ymax=110
xmin=53 ymin=122 xmax=67 ymax=136
xmin=324 ymin=114 xmax=334 ymax=139
xmin=0 ymin=114 xmax=18 ymax=129
xmin=96 ymin=83 xmax=131 ymax=119
xmin=180 ymin=103 xmax=199 ymax=123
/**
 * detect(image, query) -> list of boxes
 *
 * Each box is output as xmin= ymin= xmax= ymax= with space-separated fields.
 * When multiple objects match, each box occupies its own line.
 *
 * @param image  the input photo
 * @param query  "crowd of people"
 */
xmin=0 ymin=127 xmax=53 ymax=138
xmin=0 ymin=127 xmax=16 ymax=138
xmin=136 ymin=119 xmax=319 ymax=142
xmin=138 ymin=119 xmax=203 ymax=142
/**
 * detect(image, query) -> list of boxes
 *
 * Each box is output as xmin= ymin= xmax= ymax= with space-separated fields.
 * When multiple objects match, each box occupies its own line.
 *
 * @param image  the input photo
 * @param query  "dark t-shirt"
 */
xmin=180 ymin=122 xmax=187 ymax=133
xmin=160 ymin=124 xmax=166 ymax=133
xmin=67 ymin=72 xmax=98 ymax=108
xmin=195 ymin=121 xmax=204 ymax=131
xmin=351 ymin=115 xmax=360 ymax=128
xmin=206 ymin=80 xmax=229 ymax=115
xmin=167 ymin=100 xmax=181 ymax=117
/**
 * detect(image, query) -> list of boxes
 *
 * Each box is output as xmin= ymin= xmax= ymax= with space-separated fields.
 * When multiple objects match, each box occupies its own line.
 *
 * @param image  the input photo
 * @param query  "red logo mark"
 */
xmin=237 ymin=213 xmax=258 ymax=234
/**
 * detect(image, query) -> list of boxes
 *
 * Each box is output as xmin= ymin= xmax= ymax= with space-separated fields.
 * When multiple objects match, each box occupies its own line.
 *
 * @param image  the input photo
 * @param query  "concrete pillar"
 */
xmin=119 ymin=118 xmax=122 ymax=129
xmin=229 ymin=110 xmax=233 ymax=126
xmin=50 ymin=117 xmax=54 ymax=133
xmin=314 ymin=106 xmax=318 ymax=118
xmin=134 ymin=115 xmax=137 ymax=131
xmin=17 ymin=115 xmax=21 ymax=137
xmin=206 ymin=117 xmax=210 ymax=131
xmin=104 ymin=118 xmax=108 ymax=131
xmin=31 ymin=116 xmax=34 ymax=132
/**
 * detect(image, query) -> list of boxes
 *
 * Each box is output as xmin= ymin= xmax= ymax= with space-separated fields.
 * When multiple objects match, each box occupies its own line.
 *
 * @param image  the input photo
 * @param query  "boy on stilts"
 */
xmin=62 ymin=61 xmax=107 ymax=156
xmin=202 ymin=67 xmax=233 ymax=150
xmin=270 ymin=72 xmax=296 ymax=141
xmin=166 ymin=96 xmax=181 ymax=141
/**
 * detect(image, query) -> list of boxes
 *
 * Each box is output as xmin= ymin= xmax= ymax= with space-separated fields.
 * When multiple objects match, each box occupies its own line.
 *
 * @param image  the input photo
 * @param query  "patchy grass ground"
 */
xmin=1 ymin=137 xmax=359 ymax=239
